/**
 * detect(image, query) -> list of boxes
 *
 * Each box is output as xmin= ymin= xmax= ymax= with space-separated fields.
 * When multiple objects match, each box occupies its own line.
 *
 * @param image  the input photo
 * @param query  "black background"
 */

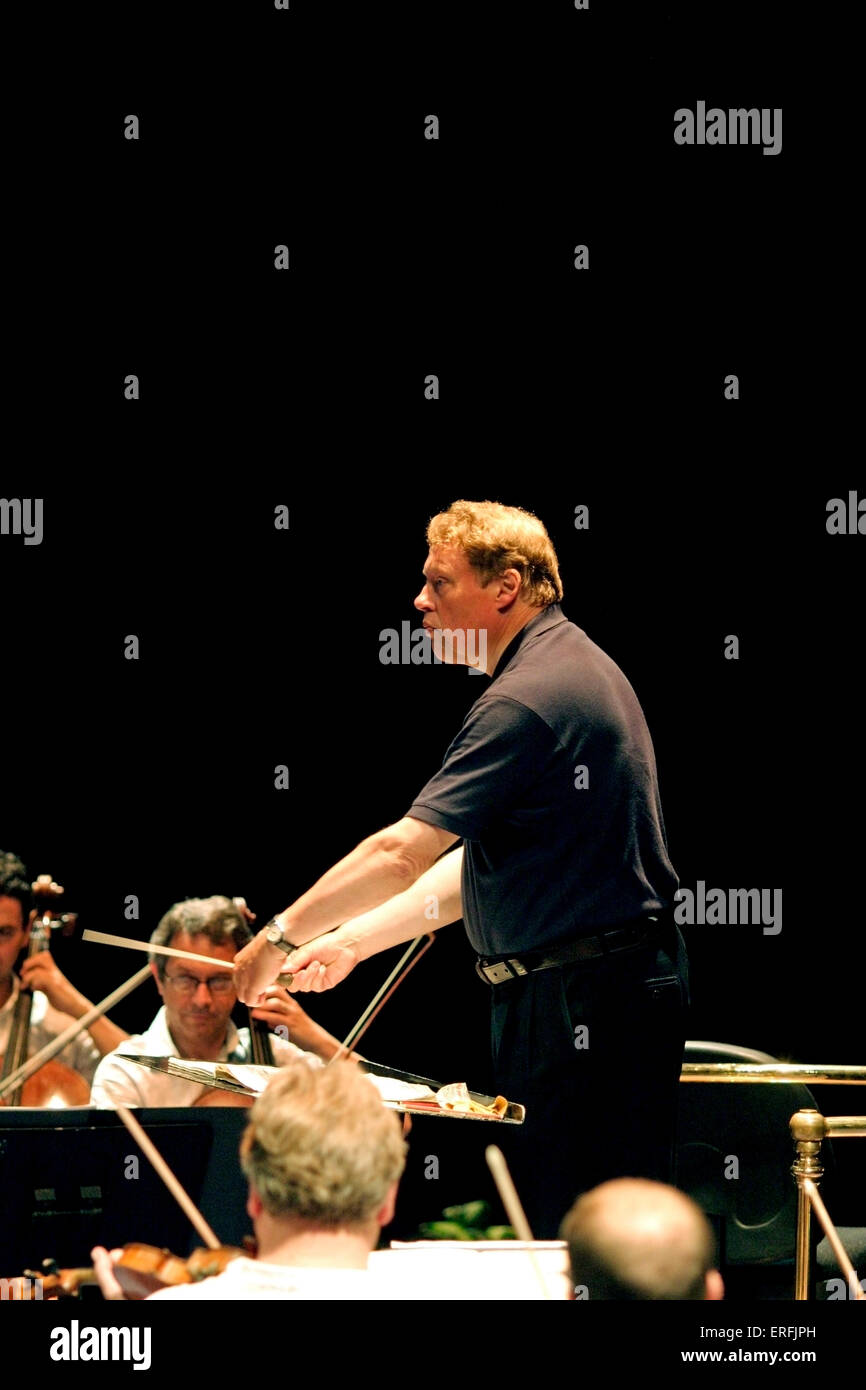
xmin=3 ymin=0 xmax=861 ymax=1332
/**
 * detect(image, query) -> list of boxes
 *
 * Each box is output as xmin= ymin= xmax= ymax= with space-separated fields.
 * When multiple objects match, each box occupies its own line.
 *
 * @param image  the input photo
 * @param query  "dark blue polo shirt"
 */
xmin=407 ymin=605 xmax=679 ymax=956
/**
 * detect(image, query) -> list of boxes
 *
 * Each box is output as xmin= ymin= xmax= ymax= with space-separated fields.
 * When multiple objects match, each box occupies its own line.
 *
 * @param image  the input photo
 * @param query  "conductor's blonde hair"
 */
xmin=426 ymin=500 xmax=563 ymax=608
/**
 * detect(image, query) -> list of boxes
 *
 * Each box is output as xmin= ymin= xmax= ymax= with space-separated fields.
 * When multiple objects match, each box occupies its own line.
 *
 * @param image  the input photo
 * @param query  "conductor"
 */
xmin=234 ymin=500 xmax=688 ymax=1236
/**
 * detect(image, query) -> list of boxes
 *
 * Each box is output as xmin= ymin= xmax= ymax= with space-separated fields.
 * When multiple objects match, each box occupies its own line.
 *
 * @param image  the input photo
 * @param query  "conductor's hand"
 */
xmin=233 ymin=930 xmax=292 ymax=1004
xmin=281 ymin=933 xmax=360 ymax=994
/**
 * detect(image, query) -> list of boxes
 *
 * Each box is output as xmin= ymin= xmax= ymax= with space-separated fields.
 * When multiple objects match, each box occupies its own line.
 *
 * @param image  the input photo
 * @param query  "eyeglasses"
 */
xmin=163 ymin=972 xmax=235 ymax=996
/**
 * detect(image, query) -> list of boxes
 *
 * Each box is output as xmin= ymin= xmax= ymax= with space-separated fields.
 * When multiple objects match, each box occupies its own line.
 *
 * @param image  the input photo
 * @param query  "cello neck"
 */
xmin=0 ymin=915 xmax=49 ymax=1099
xmin=248 ymin=1012 xmax=275 ymax=1067
xmin=0 ymin=985 xmax=35 ymax=1099
xmin=231 ymin=897 xmax=275 ymax=1068
xmin=0 ymin=874 xmax=75 ymax=1105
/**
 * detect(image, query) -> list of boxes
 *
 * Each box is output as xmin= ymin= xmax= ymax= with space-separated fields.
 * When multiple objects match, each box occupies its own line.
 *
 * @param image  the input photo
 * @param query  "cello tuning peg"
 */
xmin=56 ymin=912 xmax=78 ymax=937
xmin=32 ymin=875 xmax=64 ymax=898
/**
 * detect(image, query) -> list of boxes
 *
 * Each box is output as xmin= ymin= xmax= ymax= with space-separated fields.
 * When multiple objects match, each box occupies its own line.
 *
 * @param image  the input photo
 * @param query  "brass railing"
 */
xmin=790 ymin=1108 xmax=866 ymax=1301
xmin=680 ymin=1063 xmax=866 ymax=1084
xmin=677 ymin=1062 xmax=865 ymax=1301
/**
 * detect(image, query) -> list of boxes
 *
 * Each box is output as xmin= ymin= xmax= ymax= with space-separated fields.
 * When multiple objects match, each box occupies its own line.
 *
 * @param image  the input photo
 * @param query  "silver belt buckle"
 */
xmin=483 ymin=957 xmax=529 ymax=984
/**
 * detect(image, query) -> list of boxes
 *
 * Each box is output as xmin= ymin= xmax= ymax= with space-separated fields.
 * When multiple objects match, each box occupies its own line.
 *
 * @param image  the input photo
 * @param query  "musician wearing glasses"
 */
xmin=90 ymin=896 xmax=347 ymax=1108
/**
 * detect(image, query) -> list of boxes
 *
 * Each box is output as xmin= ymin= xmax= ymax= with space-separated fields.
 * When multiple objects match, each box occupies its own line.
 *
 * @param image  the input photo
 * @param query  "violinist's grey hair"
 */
xmin=240 ymin=1062 xmax=407 ymax=1228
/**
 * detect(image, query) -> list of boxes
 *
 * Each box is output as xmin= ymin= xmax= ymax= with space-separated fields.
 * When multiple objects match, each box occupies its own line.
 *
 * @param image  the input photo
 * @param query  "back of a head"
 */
xmin=560 ymin=1179 xmax=718 ymax=1301
xmin=240 ymin=1062 xmax=407 ymax=1229
xmin=427 ymin=500 xmax=563 ymax=608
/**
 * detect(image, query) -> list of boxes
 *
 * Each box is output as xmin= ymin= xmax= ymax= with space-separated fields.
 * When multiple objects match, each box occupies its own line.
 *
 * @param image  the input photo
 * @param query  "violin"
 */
xmin=0 ymin=874 xmax=90 ymax=1108
xmin=19 ymin=1241 xmax=250 ymax=1300
xmin=7 ymin=1091 xmax=253 ymax=1302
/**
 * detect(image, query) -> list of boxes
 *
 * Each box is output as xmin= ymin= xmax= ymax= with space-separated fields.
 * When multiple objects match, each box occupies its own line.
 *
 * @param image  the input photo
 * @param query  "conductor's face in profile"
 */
xmin=414 ymin=544 xmax=510 ymax=671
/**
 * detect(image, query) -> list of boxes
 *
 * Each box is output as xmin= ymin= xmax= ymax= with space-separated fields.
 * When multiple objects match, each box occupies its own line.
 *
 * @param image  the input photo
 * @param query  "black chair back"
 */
xmin=677 ymin=1040 xmax=820 ymax=1265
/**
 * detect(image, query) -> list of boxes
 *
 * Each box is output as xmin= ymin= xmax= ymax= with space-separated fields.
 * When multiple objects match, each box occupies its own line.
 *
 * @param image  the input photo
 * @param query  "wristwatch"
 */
xmin=264 ymin=917 xmax=297 ymax=956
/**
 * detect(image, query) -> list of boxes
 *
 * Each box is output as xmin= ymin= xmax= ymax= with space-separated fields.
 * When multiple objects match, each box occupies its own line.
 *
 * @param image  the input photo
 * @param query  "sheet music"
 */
xmin=363 ymin=1074 xmax=437 ymax=1103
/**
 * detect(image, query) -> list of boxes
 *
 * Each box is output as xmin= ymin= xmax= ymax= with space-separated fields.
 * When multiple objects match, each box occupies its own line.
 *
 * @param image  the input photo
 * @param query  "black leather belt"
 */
xmin=475 ymin=917 xmax=663 ymax=985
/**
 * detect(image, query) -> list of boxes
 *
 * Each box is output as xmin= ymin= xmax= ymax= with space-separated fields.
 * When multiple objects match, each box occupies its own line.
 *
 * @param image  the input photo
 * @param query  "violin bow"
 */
xmin=485 ymin=1145 xmax=553 ymax=1301
xmin=331 ymin=932 xmax=437 ymax=1061
xmin=82 ymin=930 xmax=295 ymax=987
xmin=79 ymin=926 xmax=437 ymax=1065
xmin=114 ymin=1105 xmax=221 ymax=1250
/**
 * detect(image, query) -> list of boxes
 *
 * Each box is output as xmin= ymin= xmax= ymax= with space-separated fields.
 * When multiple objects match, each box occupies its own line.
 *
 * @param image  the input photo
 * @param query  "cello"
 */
xmin=0 ymin=874 xmax=90 ymax=1107
xmin=190 ymin=896 xmax=273 ymax=1108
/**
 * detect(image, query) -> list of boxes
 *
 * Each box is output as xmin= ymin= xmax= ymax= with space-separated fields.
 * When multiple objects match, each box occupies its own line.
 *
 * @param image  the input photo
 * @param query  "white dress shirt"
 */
xmin=0 ymin=974 xmax=101 ymax=1088
xmin=146 ymin=1256 xmax=391 ymax=1300
xmin=90 ymin=1005 xmax=319 ymax=1107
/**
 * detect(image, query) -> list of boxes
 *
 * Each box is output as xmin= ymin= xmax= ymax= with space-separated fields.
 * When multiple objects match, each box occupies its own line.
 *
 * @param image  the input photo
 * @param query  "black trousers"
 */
xmin=488 ymin=923 xmax=689 ymax=1239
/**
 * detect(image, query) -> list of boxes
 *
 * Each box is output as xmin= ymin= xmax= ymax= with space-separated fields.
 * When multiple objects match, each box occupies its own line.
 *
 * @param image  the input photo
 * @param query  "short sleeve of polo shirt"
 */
xmin=406 ymin=695 xmax=559 ymax=840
